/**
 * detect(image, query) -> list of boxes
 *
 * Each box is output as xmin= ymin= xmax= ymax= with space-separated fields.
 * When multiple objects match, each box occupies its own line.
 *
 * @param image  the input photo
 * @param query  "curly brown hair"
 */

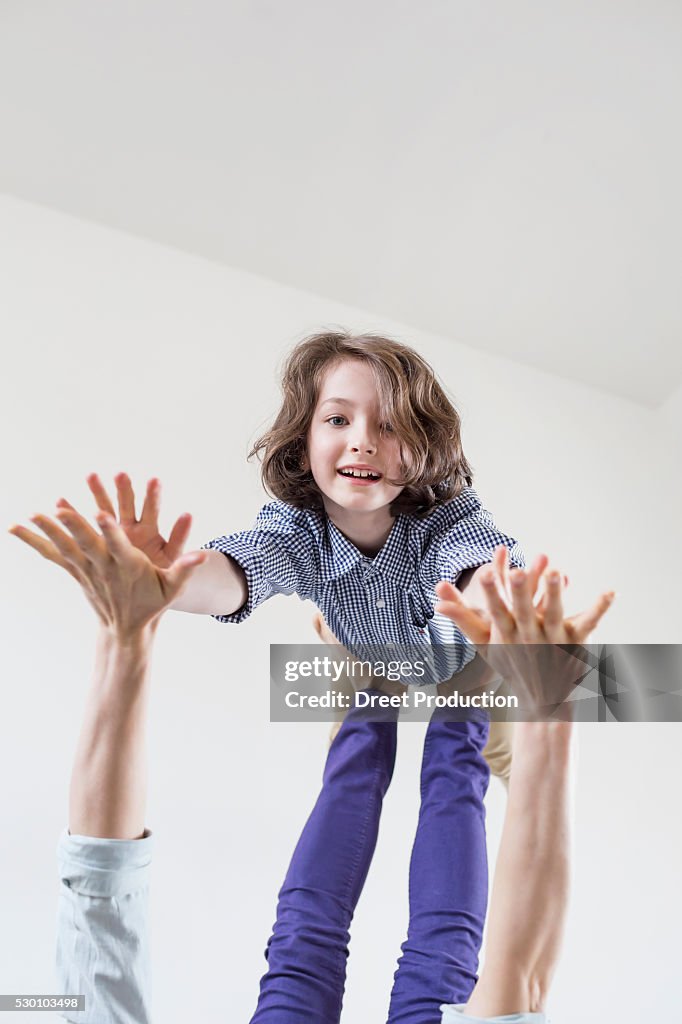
xmin=248 ymin=329 xmax=473 ymax=518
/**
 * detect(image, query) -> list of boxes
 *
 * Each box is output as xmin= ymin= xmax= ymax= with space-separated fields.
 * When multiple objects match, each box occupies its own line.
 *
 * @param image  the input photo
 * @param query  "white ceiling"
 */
xmin=2 ymin=1 xmax=681 ymax=407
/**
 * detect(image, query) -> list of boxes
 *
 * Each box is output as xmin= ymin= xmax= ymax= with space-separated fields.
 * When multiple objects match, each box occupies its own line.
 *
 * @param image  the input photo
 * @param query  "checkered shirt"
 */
xmin=203 ymin=486 xmax=525 ymax=685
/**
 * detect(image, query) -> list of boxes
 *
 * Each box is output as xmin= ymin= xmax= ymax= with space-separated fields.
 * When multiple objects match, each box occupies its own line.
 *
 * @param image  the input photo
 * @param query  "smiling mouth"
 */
xmin=337 ymin=468 xmax=382 ymax=482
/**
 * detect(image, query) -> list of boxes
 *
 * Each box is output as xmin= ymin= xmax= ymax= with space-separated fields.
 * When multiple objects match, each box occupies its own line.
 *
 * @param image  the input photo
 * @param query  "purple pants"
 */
xmin=249 ymin=692 xmax=491 ymax=1024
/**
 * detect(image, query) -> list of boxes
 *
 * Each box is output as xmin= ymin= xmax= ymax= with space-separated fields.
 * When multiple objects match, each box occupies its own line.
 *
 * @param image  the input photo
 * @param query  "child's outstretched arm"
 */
xmin=81 ymin=472 xmax=248 ymax=616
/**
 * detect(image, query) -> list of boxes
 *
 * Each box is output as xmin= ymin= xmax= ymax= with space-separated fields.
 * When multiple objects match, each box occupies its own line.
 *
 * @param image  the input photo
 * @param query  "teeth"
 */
xmin=339 ymin=469 xmax=380 ymax=479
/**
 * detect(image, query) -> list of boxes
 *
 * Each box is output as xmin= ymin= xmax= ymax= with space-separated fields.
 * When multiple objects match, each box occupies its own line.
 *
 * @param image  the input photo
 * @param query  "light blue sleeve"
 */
xmin=56 ymin=829 xmax=153 ymax=1024
xmin=441 ymin=1004 xmax=547 ymax=1023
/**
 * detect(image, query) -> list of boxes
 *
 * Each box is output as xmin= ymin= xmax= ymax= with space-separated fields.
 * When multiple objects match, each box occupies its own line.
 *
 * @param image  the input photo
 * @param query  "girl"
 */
xmin=85 ymin=330 xmax=526 ymax=687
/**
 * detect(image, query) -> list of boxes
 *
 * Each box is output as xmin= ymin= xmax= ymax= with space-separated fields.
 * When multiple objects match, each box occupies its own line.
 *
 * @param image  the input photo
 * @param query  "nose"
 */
xmin=350 ymin=442 xmax=377 ymax=455
xmin=349 ymin=433 xmax=377 ymax=456
xmin=348 ymin=415 xmax=379 ymax=456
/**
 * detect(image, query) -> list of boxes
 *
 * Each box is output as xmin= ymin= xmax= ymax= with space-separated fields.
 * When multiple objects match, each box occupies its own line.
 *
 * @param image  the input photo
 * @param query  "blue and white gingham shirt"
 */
xmin=204 ymin=486 xmax=525 ymax=685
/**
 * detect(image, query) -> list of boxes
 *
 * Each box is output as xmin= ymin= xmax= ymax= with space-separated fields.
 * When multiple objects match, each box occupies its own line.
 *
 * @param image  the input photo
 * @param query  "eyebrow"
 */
xmin=319 ymin=397 xmax=354 ymax=407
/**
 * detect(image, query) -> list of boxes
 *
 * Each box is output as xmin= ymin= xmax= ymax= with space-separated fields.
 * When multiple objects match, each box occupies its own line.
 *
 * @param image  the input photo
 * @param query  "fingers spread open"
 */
xmin=97 ymin=512 xmax=136 ymax=562
xmin=26 ymin=516 xmax=90 ymax=578
xmin=55 ymin=509 xmax=107 ymax=566
xmin=527 ymin=552 xmax=549 ymax=602
xmin=86 ymin=473 xmax=116 ymax=517
xmin=481 ymin=567 xmax=516 ymax=635
xmin=493 ymin=545 xmax=511 ymax=602
xmin=166 ymin=513 xmax=192 ymax=562
xmin=140 ymin=478 xmax=161 ymax=529
xmin=542 ymin=570 xmax=565 ymax=636
xmin=566 ymin=591 xmax=615 ymax=643
xmin=9 ymin=523 xmax=77 ymax=577
xmin=509 ymin=569 xmax=537 ymax=639
xmin=114 ymin=473 xmax=137 ymax=525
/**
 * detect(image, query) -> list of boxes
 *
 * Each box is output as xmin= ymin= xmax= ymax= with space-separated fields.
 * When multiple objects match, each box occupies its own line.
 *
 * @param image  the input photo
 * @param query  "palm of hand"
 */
xmin=96 ymin=544 xmax=172 ymax=633
xmin=120 ymin=520 xmax=173 ymax=569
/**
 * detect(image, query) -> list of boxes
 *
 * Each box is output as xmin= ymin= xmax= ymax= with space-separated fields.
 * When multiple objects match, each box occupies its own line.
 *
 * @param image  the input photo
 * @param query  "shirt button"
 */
xmin=375 ymin=598 xmax=386 ymax=608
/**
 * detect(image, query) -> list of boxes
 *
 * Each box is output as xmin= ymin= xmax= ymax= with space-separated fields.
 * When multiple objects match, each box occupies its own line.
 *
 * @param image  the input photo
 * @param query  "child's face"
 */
xmin=306 ymin=359 xmax=405 ymax=519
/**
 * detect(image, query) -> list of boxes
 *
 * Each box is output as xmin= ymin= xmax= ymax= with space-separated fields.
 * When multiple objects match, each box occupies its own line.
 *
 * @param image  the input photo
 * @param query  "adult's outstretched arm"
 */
xmin=463 ymin=720 xmax=574 ymax=1018
xmin=10 ymin=502 xmax=204 ymax=1022
xmin=435 ymin=548 xmax=613 ymax=1019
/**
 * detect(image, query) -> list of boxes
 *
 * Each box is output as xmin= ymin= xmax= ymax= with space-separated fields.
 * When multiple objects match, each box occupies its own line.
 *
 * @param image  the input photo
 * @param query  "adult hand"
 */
xmin=9 ymin=503 xmax=206 ymax=639
xmin=69 ymin=472 xmax=194 ymax=571
xmin=435 ymin=546 xmax=615 ymax=712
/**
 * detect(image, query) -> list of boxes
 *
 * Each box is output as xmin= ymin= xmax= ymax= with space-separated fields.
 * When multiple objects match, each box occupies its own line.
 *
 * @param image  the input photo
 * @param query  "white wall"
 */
xmin=1 ymin=194 xmax=680 ymax=1022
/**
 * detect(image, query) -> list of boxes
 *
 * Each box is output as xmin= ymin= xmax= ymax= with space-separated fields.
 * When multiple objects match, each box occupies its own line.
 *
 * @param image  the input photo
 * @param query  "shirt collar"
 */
xmin=320 ymin=514 xmax=416 ymax=589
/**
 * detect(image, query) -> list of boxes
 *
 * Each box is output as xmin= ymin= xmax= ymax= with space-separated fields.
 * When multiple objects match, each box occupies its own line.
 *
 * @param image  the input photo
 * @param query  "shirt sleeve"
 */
xmin=440 ymin=1004 xmax=547 ymax=1023
xmin=55 ymin=829 xmax=153 ymax=1024
xmin=437 ymin=504 xmax=526 ymax=582
xmin=202 ymin=501 xmax=319 ymax=623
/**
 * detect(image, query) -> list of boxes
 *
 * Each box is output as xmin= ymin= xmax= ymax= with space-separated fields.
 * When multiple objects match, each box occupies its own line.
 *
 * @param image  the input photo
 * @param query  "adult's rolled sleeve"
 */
xmin=441 ymin=1006 xmax=547 ymax=1023
xmin=56 ymin=829 xmax=153 ymax=1024
xmin=203 ymin=500 xmax=319 ymax=623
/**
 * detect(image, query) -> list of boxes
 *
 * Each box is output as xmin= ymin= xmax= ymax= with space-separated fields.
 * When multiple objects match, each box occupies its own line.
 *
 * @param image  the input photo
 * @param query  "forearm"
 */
xmin=169 ymin=548 xmax=247 ymax=615
xmin=69 ymin=628 xmax=155 ymax=839
xmin=465 ymin=722 xmax=574 ymax=1017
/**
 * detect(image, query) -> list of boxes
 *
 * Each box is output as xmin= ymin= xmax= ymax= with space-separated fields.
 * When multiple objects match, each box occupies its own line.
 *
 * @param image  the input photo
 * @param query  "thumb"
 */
xmin=164 ymin=550 xmax=207 ymax=595
xmin=435 ymin=579 xmax=492 ymax=645
xmin=565 ymin=590 xmax=616 ymax=643
xmin=435 ymin=598 xmax=491 ymax=646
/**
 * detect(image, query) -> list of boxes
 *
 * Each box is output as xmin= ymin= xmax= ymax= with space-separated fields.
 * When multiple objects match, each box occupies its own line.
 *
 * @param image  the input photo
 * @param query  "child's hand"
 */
xmin=9 ymin=503 xmax=206 ymax=638
xmin=67 ymin=472 xmax=194 ymax=571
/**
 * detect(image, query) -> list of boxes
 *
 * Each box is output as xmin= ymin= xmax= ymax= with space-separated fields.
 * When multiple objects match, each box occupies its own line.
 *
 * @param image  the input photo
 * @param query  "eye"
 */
xmin=326 ymin=415 xmax=347 ymax=427
xmin=382 ymin=423 xmax=394 ymax=433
